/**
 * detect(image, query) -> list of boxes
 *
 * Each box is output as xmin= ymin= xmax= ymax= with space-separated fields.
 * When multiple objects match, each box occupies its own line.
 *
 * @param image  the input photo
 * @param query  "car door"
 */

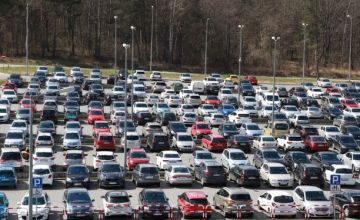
xmin=221 ymin=150 xmax=230 ymax=169
xmin=293 ymin=188 xmax=305 ymax=209
xmin=254 ymin=150 xmax=261 ymax=168
xmin=343 ymin=152 xmax=352 ymax=167
xmin=258 ymin=193 xmax=268 ymax=210
xmin=156 ymin=152 xmax=163 ymax=167
xmin=260 ymin=164 xmax=269 ymax=181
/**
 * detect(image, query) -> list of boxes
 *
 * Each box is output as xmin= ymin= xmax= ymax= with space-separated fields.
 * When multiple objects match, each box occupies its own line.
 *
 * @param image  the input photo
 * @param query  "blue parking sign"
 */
xmin=33 ymin=178 xmax=43 ymax=188
xmin=330 ymin=174 xmax=341 ymax=185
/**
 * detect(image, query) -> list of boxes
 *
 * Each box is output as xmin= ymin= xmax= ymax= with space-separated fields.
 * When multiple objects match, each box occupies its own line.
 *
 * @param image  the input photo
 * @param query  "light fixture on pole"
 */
xmin=122 ymin=43 xmax=130 ymax=173
xmin=347 ymin=14 xmax=353 ymax=82
xmin=114 ymin=16 xmax=118 ymax=75
xmin=204 ymin=18 xmax=210 ymax=78
xmin=150 ymin=5 xmax=154 ymax=72
xmin=302 ymin=23 xmax=308 ymax=84
xmin=237 ymin=24 xmax=244 ymax=103
xmin=271 ymin=36 xmax=280 ymax=137
xmin=130 ymin=26 xmax=135 ymax=120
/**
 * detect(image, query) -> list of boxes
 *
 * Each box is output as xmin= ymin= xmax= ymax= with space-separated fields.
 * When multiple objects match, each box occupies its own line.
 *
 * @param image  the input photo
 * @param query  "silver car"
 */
xmin=190 ymin=150 xmax=215 ymax=167
xmin=16 ymin=108 xmax=31 ymax=121
xmin=180 ymin=112 xmax=197 ymax=126
xmin=164 ymin=164 xmax=193 ymax=185
xmin=64 ymin=121 xmax=83 ymax=136
xmin=63 ymin=131 xmax=82 ymax=150
xmin=63 ymin=150 xmax=86 ymax=170
xmin=132 ymin=163 xmax=160 ymax=187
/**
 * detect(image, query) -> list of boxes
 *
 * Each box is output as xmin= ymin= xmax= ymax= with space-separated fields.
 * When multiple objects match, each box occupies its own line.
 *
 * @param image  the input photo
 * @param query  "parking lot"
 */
xmin=0 ymin=74 xmax=359 ymax=220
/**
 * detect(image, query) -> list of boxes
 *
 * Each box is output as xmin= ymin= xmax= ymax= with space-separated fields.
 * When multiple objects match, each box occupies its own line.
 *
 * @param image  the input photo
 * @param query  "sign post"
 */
xmin=330 ymin=174 xmax=341 ymax=220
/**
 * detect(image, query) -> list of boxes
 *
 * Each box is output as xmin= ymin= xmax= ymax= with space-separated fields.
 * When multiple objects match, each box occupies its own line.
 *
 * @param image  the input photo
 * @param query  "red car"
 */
xmin=92 ymin=120 xmax=110 ymax=137
xmin=204 ymin=96 xmax=221 ymax=107
xmin=94 ymin=132 xmax=116 ymax=151
xmin=244 ymin=75 xmax=258 ymax=85
xmin=340 ymin=98 xmax=359 ymax=109
xmin=127 ymin=148 xmax=150 ymax=169
xmin=1 ymin=83 xmax=17 ymax=92
xmin=325 ymin=87 xmax=341 ymax=94
xmin=177 ymin=191 xmax=212 ymax=219
xmin=304 ymin=135 xmax=329 ymax=152
xmin=191 ymin=122 xmax=212 ymax=139
xmin=19 ymin=98 xmax=36 ymax=112
xmin=202 ymin=134 xmax=227 ymax=151
xmin=87 ymin=109 xmax=105 ymax=124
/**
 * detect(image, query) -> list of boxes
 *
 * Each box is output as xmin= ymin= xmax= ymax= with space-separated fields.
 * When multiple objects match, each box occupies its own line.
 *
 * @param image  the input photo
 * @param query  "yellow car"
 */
xmin=225 ymin=75 xmax=239 ymax=84
xmin=264 ymin=121 xmax=290 ymax=138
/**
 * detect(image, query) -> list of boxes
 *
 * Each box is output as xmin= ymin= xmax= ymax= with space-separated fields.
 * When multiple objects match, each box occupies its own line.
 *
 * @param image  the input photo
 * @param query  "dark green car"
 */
xmin=172 ymin=82 xmax=184 ymax=93
xmin=64 ymin=110 xmax=79 ymax=122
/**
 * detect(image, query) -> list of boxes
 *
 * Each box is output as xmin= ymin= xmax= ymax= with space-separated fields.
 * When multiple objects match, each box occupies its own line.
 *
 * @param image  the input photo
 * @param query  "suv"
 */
xmin=139 ymin=189 xmax=170 ymax=218
xmin=228 ymin=165 xmax=260 ymax=187
xmin=194 ymin=161 xmax=226 ymax=186
xmin=98 ymin=162 xmax=125 ymax=188
xmin=152 ymin=81 xmax=166 ymax=93
xmin=94 ymin=132 xmax=116 ymax=151
xmin=156 ymin=111 xmax=176 ymax=126
xmin=0 ymin=148 xmax=23 ymax=171
xmin=63 ymin=150 xmax=86 ymax=170
xmin=146 ymin=132 xmax=170 ymax=152
xmin=166 ymin=121 xmax=187 ymax=138
xmin=63 ymin=188 xmax=94 ymax=220
xmin=133 ymin=111 xmax=153 ymax=126
xmin=41 ymin=108 xmax=58 ymax=123
xmin=132 ymin=163 xmax=160 ymax=187
xmin=177 ymin=191 xmax=212 ymax=219
xmin=253 ymin=148 xmax=284 ymax=168
xmin=293 ymin=163 xmax=324 ymax=187
xmin=66 ymin=165 xmax=90 ymax=188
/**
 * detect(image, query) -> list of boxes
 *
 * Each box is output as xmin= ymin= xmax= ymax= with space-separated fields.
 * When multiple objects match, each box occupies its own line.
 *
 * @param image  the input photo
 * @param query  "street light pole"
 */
xmin=271 ymin=36 xmax=280 ymax=137
xmin=237 ymin=25 xmax=244 ymax=103
xmin=302 ymin=23 xmax=308 ymax=84
xmin=130 ymin=26 xmax=135 ymax=120
xmin=347 ymin=14 xmax=353 ymax=82
xmin=204 ymin=18 xmax=210 ymax=78
xmin=150 ymin=5 xmax=154 ymax=72
xmin=28 ymin=93 xmax=34 ymax=220
xmin=26 ymin=2 xmax=29 ymax=76
xmin=114 ymin=16 xmax=118 ymax=75
xmin=122 ymin=43 xmax=130 ymax=173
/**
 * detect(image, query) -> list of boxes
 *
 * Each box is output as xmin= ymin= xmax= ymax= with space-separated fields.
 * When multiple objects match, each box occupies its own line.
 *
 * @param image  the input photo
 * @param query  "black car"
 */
xmin=103 ymin=94 xmax=120 ymax=106
xmin=134 ymin=111 xmax=153 ymax=126
xmin=341 ymin=125 xmax=360 ymax=141
xmin=329 ymin=191 xmax=360 ymax=218
xmin=66 ymin=92 xmax=80 ymax=103
xmin=240 ymin=84 xmax=255 ymax=96
xmin=283 ymin=151 xmax=311 ymax=171
xmin=310 ymin=151 xmax=343 ymax=171
xmin=323 ymin=107 xmax=343 ymax=120
xmin=40 ymin=108 xmax=58 ymax=124
xmin=194 ymin=161 xmax=226 ymax=186
xmin=345 ymin=92 xmax=360 ymax=102
xmin=228 ymin=165 xmax=260 ymax=187
xmin=66 ymin=165 xmax=90 ymax=188
xmin=82 ymin=79 xmax=93 ymax=90
xmin=276 ymin=87 xmax=288 ymax=98
xmin=218 ymin=123 xmax=240 ymax=139
xmin=72 ymin=72 xmax=85 ymax=84
xmin=116 ymin=120 xmax=136 ymax=137
xmin=146 ymin=132 xmax=170 ymax=152
xmin=117 ymin=68 xmax=128 ymax=80
xmin=63 ymin=188 xmax=94 ymax=220
xmin=126 ymin=94 xmax=139 ymax=106
xmin=106 ymin=75 xmax=116 ymax=84
xmin=332 ymin=135 xmax=359 ymax=153
xmin=34 ymin=71 xmax=46 ymax=83
xmin=166 ymin=121 xmax=187 ymax=137
xmin=227 ymin=135 xmax=251 ymax=153
xmin=90 ymin=84 xmax=104 ymax=97
xmin=293 ymin=125 xmax=319 ymax=139
xmin=280 ymin=98 xmax=300 ymax=108
xmin=37 ymin=120 xmax=56 ymax=136
xmin=139 ymin=189 xmax=170 ymax=219
xmin=205 ymin=84 xmax=220 ymax=95
xmin=300 ymin=98 xmax=320 ymax=109
xmin=293 ymin=163 xmax=324 ymax=187
xmin=83 ymin=92 xmax=99 ymax=105
xmin=156 ymin=112 xmax=176 ymax=126
xmin=97 ymin=162 xmax=125 ymax=188
xmin=8 ymin=74 xmax=23 ymax=87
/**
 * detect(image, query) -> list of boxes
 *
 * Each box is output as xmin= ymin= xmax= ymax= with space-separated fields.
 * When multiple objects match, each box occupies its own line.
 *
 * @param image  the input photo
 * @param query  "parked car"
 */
xmin=257 ymin=191 xmax=297 ymax=217
xmin=190 ymin=150 xmax=215 ymax=167
xmin=63 ymin=188 xmax=94 ymax=220
xmin=303 ymin=135 xmax=329 ymax=152
xmin=127 ymin=148 xmax=150 ymax=169
xmin=259 ymin=162 xmax=294 ymax=187
xmin=310 ymin=151 xmax=343 ymax=171
xmin=332 ymin=135 xmax=359 ymax=153
xmin=65 ymin=164 xmax=90 ymax=188
xmin=201 ymin=134 xmax=227 ymax=151
xmin=139 ymin=189 xmax=170 ymax=218
xmin=228 ymin=165 xmax=260 ymax=187
xmin=155 ymin=150 xmax=182 ymax=170
xmin=17 ymin=192 xmax=51 ymax=220
xmin=293 ymin=163 xmax=323 ymax=187
xmin=177 ymin=191 xmax=212 ymax=218
xmin=0 ymin=167 xmax=17 ymax=188
xmin=146 ymin=132 xmax=170 ymax=152
xmin=98 ymin=162 xmax=125 ymax=188
xmin=329 ymin=191 xmax=360 ymax=218
xmin=164 ymin=164 xmax=193 ymax=186
xmin=277 ymin=134 xmax=305 ymax=151
xmin=132 ymin=163 xmax=160 ymax=187
xmin=283 ymin=151 xmax=311 ymax=171
xmin=102 ymin=191 xmax=133 ymax=218
xmin=194 ymin=161 xmax=226 ymax=186
xmin=227 ymin=135 xmax=251 ymax=153
xmin=253 ymin=148 xmax=284 ymax=168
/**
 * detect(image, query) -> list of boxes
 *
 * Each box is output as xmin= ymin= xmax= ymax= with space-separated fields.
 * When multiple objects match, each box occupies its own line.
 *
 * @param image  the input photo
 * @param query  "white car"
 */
xmin=343 ymin=107 xmax=360 ymax=118
xmin=111 ymin=86 xmax=125 ymax=96
xmin=63 ymin=131 xmax=82 ymax=150
xmin=70 ymin=66 xmax=81 ymax=76
xmin=134 ymin=70 xmax=146 ymax=81
xmin=133 ymin=102 xmax=149 ymax=113
xmin=0 ymin=98 xmax=11 ymax=110
xmin=32 ymin=164 xmax=53 ymax=186
xmin=150 ymin=71 xmax=162 ymax=81
xmin=218 ymin=88 xmax=233 ymax=100
xmin=293 ymin=186 xmax=333 ymax=218
xmin=239 ymin=123 xmax=263 ymax=139
xmin=145 ymin=94 xmax=160 ymax=106
xmin=317 ymin=78 xmax=332 ymax=88
xmin=4 ymin=129 xmax=26 ymax=149
xmin=277 ymin=134 xmax=305 ymax=151
xmin=197 ymin=104 xmax=217 ymax=116
xmin=204 ymin=113 xmax=226 ymax=126
xmin=102 ymin=191 xmax=133 ymax=218
xmin=0 ymin=106 xmax=10 ymax=122
xmin=190 ymin=150 xmax=215 ymax=167
xmin=260 ymin=162 xmax=294 ymax=187
xmin=27 ymin=83 xmax=41 ymax=92
xmin=259 ymin=92 xmax=281 ymax=107
xmin=1 ymin=89 xmax=18 ymax=103
xmin=172 ymin=132 xmax=195 ymax=152
xmin=132 ymin=84 xmax=146 ymax=98
xmin=37 ymin=66 xmax=48 ymax=75
xmin=280 ymin=105 xmax=301 ymax=118
xmin=220 ymin=148 xmax=249 ymax=170
xmin=46 ymin=77 xmax=59 ymax=87
xmin=64 ymin=121 xmax=83 ymax=136
xmin=127 ymin=75 xmax=137 ymax=84
xmin=255 ymin=85 xmax=270 ymax=94
xmin=33 ymin=148 xmax=55 ymax=167
xmin=176 ymin=104 xmax=194 ymax=116
xmin=179 ymin=89 xmax=193 ymax=100
xmin=156 ymin=150 xmax=182 ymax=170
xmin=180 ymin=73 xmax=192 ymax=82
xmin=164 ymin=164 xmax=193 ymax=185
xmin=180 ymin=112 xmax=197 ymax=126
xmin=17 ymin=192 xmax=51 ymax=220
xmin=307 ymin=87 xmax=324 ymax=98
xmin=203 ymin=77 xmax=218 ymax=87
xmin=335 ymin=83 xmax=349 ymax=91
xmin=93 ymin=151 xmax=116 ymax=171
xmin=342 ymin=151 xmax=360 ymax=172
xmin=160 ymin=89 xmax=176 ymax=100
xmin=111 ymin=111 xmax=125 ymax=124
xmin=324 ymin=164 xmax=356 ymax=186
xmin=319 ymin=125 xmax=341 ymax=142
xmin=257 ymin=191 xmax=297 ymax=217
xmin=221 ymin=79 xmax=235 ymax=90
xmin=260 ymin=105 xmax=278 ymax=118
xmin=305 ymin=107 xmax=323 ymax=119
xmin=0 ymin=148 xmax=23 ymax=169
xmin=54 ymin=72 xmax=68 ymax=83
xmin=241 ymin=96 xmax=257 ymax=107
xmin=253 ymin=135 xmax=277 ymax=149
xmin=120 ymin=132 xmax=141 ymax=149
xmin=241 ymin=105 xmax=258 ymax=118
xmin=35 ymin=133 xmax=54 ymax=148
xmin=165 ymin=95 xmax=181 ymax=107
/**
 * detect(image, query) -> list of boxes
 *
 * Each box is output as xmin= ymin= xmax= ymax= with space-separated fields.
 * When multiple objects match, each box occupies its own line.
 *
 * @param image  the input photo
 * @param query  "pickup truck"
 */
xmin=289 ymin=114 xmax=310 ymax=127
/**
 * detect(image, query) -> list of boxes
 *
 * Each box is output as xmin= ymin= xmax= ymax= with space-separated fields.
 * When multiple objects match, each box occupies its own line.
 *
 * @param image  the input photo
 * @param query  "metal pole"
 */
xmin=122 ymin=43 xmax=130 ymax=173
xmin=302 ymin=23 xmax=308 ymax=84
xmin=271 ymin=36 xmax=280 ymax=136
xmin=26 ymin=3 xmax=29 ymax=76
xmin=204 ymin=18 xmax=210 ymax=78
xmin=150 ymin=5 xmax=154 ymax=72
xmin=114 ymin=16 xmax=118 ymax=74
xmin=130 ymin=26 xmax=135 ymax=120
xmin=237 ymin=25 xmax=244 ymax=103
xmin=28 ymin=93 xmax=34 ymax=220
xmin=347 ymin=15 xmax=353 ymax=82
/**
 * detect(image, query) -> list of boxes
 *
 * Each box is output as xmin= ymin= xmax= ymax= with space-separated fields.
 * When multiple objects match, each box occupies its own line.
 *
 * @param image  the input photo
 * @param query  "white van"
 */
xmin=189 ymin=81 xmax=205 ymax=94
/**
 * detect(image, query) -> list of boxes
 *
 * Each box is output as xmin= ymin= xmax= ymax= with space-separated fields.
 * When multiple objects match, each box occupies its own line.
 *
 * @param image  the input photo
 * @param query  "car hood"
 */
xmin=101 ymin=172 xmax=123 ymax=178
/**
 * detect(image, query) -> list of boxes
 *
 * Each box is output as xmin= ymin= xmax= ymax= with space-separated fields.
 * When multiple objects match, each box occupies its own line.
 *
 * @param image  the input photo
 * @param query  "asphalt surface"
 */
xmin=0 ymin=79 xmax=359 ymax=220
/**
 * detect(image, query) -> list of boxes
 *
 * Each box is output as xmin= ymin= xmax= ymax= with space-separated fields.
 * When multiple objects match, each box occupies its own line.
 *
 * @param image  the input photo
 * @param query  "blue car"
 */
xmin=0 ymin=192 xmax=9 ymax=220
xmin=218 ymin=104 xmax=236 ymax=116
xmin=0 ymin=167 xmax=17 ymax=188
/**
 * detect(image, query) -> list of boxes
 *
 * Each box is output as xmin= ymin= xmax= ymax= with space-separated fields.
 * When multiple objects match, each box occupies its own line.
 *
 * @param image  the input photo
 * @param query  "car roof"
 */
xmin=185 ymin=191 xmax=207 ymax=199
xmin=226 ymin=148 xmax=245 ymax=153
xmin=129 ymin=148 xmax=146 ymax=152
xmin=201 ymin=160 xmax=221 ymax=166
xmin=268 ymin=191 xmax=291 ymax=197
xmin=33 ymin=164 xmax=51 ymax=169
xmin=67 ymin=188 xmax=88 ymax=193
xmin=35 ymin=148 xmax=53 ymax=152
xmin=264 ymin=162 xmax=285 ymax=167
xmin=107 ymin=191 xmax=129 ymax=197
xmin=66 ymin=150 xmax=83 ymax=154
xmin=1 ymin=148 xmax=20 ymax=152
xmin=138 ymin=163 xmax=156 ymax=168
xmin=161 ymin=150 xmax=179 ymax=154
xmin=223 ymin=187 xmax=250 ymax=195
xmin=98 ymin=132 xmax=113 ymax=136
xmin=0 ymin=166 xmax=15 ymax=171
xmin=331 ymin=164 xmax=351 ymax=169
xmin=296 ymin=186 xmax=322 ymax=191
xmin=95 ymin=120 xmax=108 ymax=124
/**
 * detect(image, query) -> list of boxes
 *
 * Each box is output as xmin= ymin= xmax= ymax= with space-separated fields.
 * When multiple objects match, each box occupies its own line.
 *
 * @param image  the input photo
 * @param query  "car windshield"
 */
xmin=269 ymin=166 xmax=288 ymax=174
xmin=144 ymin=192 xmax=167 ymax=203
xmin=312 ymin=136 xmax=325 ymax=142
xmin=223 ymin=124 xmax=237 ymax=131
xmin=340 ymin=136 xmax=356 ymax=144
xmin=109 ymin=196 xmax=129 ymax=203
xmin=275 ymin=123 xmax=289 ymax=130
xmin=351 ymin=108 xmax=360 ymax=113
xmin=353 ymin=154 xmax=360 ymax=160
xmin=321 ymin=153 xmax=339 ymax=161
xmin=207 ymin=96 xmax=218 ymax=100
xmin=66 ymin=153 xmax=82 ymax=159
xmin=22 ymin=196 xmax=46 ymax=205
xmin=68 ymin=166 xmax=88 ymax=174
xmin=40 ymin=122 xmax=53 ymax=128
xmin=262 ymin=137 xmax=275 ymax=142
xmin=7 ymin=132 xmax=23 ymax=139
xmin=68 ymin=192 xmax=91 ymax=203
xmin=12 ymin=122 xmax=26 ymax=128
xmin=67 ymin=123 xmax=80 ymax=129
xmin=263 ymin=151 xmax=281 ymax=159
xmin=305 ymin=191 xmax=328 ymax=201
xmin=346 ymin=126 xmax=360 ymax=133
xmin=230 ymin=194 xmax=251 ymax=201
xmin=213 ymin=137 xmax=225 ymax=143
xmin=65 ymin=133 xmax=79 ymax=139
xmin=1 ymin=152 xmax=21 ymax=160
xmin=178 ymin=135 xmax=193 ymax=141
xmin=134 ymin=87 xmax=145 ymax=92
xmin=274 ymin=195 xmax=294 ymax=203
xmin=131 ymin=152 xmax=147 ymax=158
xmin=164 ymin=113 xmax=176 ymax=120
xmin=0 ymin=109 xmax=6 ymax=113
xmin=127 ymin=135 xmax=139 ymax=141
xmin=189 ymin=199 xmax=208 ymax=205
xmin=36 ymin=152 xmax=52 ymax=157
xmin=99 ymin=135 xmax=113 ymax=141
xmin=288 ymin=136 xmax=302 ymax=141
xmin=286 ymin=106 xmax=298 ymax=111
xmin=203 ymin=105 xmax=214 ymax=110
xmin=102 ymin=164 xmax=122 ymax=173
xmin=33 ymin=168 xmax=50 ymax=175
xmin=197 ymin=124 xmax=210 ymax=129
xmin=305 ymin=127 xmax=318 ymax=133
xmin=90 ymin=111 xmax=103 ymax=116
xmin=230 ymin=152 xmax=246 ymax=160
xmin=336 ymin=168 xmax=352 ymax=174
xmin=158 ymin=103 xmax=169 ymax=108
xmin=164 ymin=154 xmax=179 ymax=159
xmin=184 ymin=113 xmax=196 ymax=118
xmin=173 ymin=167 xmax=189 ymax=173
xmin=0 ymin=170 xmax=14 ymax=177
xmin=243 ymin=106 xmax=255 ymax=110
xmin=38 ymin=135 xmax=51 ymax=141
xmin=234 ymin=136 xmax=249 ymax=142
xmin=197 ymin=152 xmax=212 ymax=159
xmin=223 ymin=105 xmax=235 ymax=110
xmin=141 ymin=167 xmax=158 ymax=174
xmin=292 ymin=153 xmax=309 ymax=161
xmin=95 ymin=123 xmax=108 ymax=129
xmin=3 ymin=91 xmax=15 ymax=95
xmin=97 ymin=154 xmax=114 ymax=160
xmin=247 ymin=125 xmax=260 ymax=130
xmin=266 ymin=95 xmax=279 ymax=101
xmin=325 ymin=127 xmax=340 ymax=132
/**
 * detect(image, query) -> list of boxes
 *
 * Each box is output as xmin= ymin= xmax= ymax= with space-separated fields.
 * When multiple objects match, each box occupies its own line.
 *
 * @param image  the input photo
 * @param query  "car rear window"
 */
xmin=66 ymin=153 xmax=82 ymax=159
xmin=207 ymin=166 xmax=223 ymax=173
xmin=1 ymin=152 xmax=21 ymax=160
xmin=99 ymin=136 xmax=113 ymax=141
xmin=38 ymin=136 xmax=51 ymax=141
xmin=0 ymin=170 xmax=14 ymax=176
xmin=141 ymin=167 xmax=158 ymax=174
xmin=212 ymin=138 xmax=225 ymax=143
xmin=189 ymin=199 xmax=208 ymax=205
xmin=275 ymin=123 xmax=289 ymax=130
xmin=274 ymin=195 xmax=294 ymax=203
xmin=288 ymin=136 xmax=302 ymax=141
xmin=244 ymin=169 xmax=259 ymax=176
xmin=33 ymin=168 xmax=50 ymax=175
xmin=335 ymin=168 xmax=352 ymax=174
xmin=231 ymin=194 xmax=251 ymax=201
xmin=36 ymin=152 xmax=53 ymax=157
xmin=109 ymin=196 xmax=129 ymax=203
xmin=97 ymin=155 xmax=114 ymax=160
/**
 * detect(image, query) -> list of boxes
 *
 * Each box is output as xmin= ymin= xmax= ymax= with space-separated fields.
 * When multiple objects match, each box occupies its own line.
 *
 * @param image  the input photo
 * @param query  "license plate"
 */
xmin=159 ymin=142 xmax=164 ymax=144
xmin=109 ymin=182 xmax=117 ymax=184
xmin=39 ymin=159 xmax=47 ymax=163
xmin=74 ymin=183 xmax=82 ymax=186
xmin=249 ymin=177 xmax=256 ymax=179
xmin=104 ymin=141 xmax=110 ymax=144
xmin=311 ymin=177 xmax=318 ymax=179
xmin=145 ymin=176 xmax=153 ymax=179
xmin=154 ymin=212 xmax=162 ymax=216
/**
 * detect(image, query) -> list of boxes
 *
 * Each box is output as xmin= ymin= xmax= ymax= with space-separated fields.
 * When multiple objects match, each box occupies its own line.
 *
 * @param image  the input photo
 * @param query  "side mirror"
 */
xmin=92 ymin=199 xmax=95 ymax=202
xmin=100 ymin=196 xmax=104 ymax=199
xmin=129 ymin=195 xmax=132 ymax=198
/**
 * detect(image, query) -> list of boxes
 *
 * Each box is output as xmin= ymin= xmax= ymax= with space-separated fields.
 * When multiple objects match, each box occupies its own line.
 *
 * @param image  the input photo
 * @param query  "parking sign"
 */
xmin=33 ymin=177 xmax=43 ymax=188
xmin=330 ymin=175 xmax=341 ymax=193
